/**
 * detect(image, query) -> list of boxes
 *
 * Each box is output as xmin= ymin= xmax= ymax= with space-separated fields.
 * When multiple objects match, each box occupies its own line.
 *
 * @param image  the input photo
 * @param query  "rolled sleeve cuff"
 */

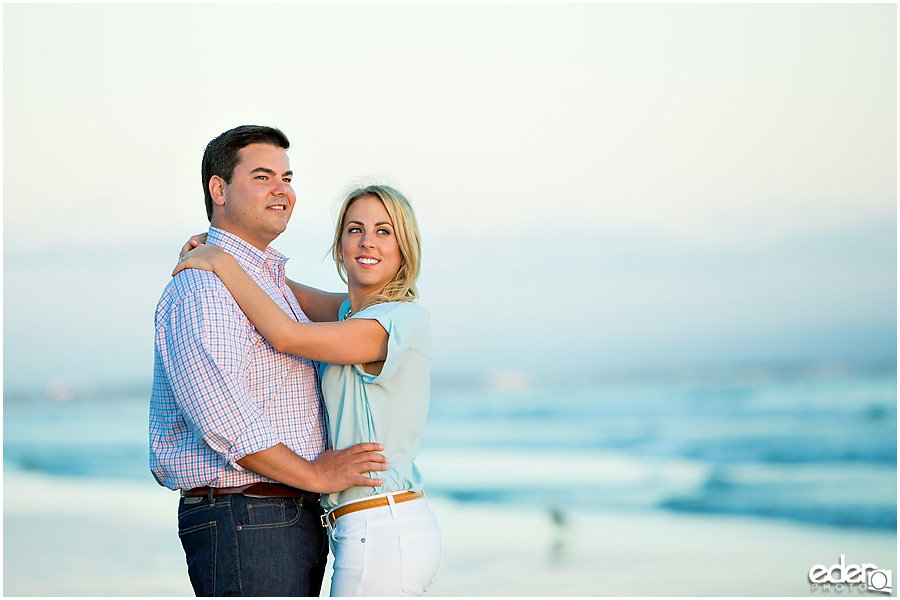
xmin=221 ymin=414 xmax=282 ymax=468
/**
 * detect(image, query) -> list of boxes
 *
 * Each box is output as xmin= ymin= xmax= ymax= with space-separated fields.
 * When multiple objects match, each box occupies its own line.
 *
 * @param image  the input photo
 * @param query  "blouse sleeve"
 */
xmin=350 ymin=302 xmax=430 ymax=384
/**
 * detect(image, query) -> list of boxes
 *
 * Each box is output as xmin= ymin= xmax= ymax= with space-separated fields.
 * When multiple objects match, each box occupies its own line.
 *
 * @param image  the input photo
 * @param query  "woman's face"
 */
xmin=340 ymin=195 xmax=403 ymax=298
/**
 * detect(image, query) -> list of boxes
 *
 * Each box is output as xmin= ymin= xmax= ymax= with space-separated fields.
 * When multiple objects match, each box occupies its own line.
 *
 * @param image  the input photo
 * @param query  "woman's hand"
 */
xmin=172 ymin=243 xmax=227 ymax=276
xmin=178 ymin=233 xmax=208 ymax=262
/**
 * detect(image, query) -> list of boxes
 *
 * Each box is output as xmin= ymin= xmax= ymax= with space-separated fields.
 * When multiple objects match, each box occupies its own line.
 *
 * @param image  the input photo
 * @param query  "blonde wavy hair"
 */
xmin=330 ymin=184 xmax=422 ymax=310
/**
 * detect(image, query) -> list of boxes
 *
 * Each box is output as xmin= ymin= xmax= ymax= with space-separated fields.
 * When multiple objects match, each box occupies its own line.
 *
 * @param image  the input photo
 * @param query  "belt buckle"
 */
xmin=320 ymin=512 xmax=330 ymax=528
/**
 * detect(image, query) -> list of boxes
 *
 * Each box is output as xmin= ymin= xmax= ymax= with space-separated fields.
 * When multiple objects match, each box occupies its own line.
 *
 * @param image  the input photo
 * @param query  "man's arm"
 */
xmin=237 ymin=443 xmax=388 ymax=494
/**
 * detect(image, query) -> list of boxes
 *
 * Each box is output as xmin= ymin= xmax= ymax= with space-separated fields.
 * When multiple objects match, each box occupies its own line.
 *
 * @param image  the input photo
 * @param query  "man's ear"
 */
xmin=209 ymin=175 xmax=227 ymax=208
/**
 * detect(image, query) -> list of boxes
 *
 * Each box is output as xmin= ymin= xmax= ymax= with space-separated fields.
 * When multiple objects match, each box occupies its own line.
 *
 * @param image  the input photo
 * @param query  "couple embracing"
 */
xmin=150 ymin=125 xmax=441 ymax=596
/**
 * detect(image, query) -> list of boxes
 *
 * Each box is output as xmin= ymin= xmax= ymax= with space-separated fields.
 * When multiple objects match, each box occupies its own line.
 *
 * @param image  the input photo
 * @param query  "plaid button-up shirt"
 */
xmin=150 ymin=227 xmax=327 ymax=490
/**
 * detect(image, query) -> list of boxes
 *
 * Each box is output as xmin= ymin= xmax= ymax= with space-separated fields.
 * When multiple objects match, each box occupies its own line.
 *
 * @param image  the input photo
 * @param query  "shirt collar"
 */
xmin=206 ymin=227 xmax=289 ymax=275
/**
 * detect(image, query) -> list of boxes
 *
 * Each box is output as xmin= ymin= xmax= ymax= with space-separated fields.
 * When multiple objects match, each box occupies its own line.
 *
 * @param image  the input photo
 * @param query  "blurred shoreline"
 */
xmin=4 ymin=467 xmax=896 ymax=597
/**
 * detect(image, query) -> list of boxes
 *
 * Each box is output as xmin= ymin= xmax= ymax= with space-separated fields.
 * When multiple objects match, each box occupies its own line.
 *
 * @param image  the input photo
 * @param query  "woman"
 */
xmin=175 ymin=184 xmax=442 ymax=596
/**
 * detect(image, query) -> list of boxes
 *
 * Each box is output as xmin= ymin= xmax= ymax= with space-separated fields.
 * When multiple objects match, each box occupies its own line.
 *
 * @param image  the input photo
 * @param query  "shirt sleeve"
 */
xmin=162 ymin=277 xmax=281 ymax=467
xmin=351 ymin=302 xmax=431 ymax=384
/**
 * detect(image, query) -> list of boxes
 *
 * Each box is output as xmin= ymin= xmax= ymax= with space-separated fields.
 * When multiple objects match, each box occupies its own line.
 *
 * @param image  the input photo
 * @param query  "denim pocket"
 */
xmin=237 ymin=497 xmax=301 ymax=529
xmin=178 ymin=509 xmax=218 ymax=596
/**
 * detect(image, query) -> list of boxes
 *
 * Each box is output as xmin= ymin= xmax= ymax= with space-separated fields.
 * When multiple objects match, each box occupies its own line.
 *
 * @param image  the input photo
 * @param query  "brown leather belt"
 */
xmin=321 ymin=491 xmax=425 ymax=528
xmin=181 ymin=482 xmax=318 ymax=502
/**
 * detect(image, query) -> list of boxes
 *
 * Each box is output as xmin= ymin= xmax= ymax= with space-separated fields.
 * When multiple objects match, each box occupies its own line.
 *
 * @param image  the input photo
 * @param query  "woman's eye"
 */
xmin=377 ymin=228 xmax=391 ymax=235
xmin=348 ymin=227 xmax=362 ymax=234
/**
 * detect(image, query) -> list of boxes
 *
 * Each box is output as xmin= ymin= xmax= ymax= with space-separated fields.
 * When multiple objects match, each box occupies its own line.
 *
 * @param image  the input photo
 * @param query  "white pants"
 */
xmin=327 ymin=493 xmax=442 ymax=597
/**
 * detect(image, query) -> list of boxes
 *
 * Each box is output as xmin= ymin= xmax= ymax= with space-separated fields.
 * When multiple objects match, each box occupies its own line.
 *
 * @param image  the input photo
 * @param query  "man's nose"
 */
xmin=272 ymin=179 xmax=290 ymax=196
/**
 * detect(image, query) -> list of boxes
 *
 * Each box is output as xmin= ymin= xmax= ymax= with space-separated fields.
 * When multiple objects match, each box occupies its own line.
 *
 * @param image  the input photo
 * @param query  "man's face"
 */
xmin=210 ymin=143 xmax=296 ymax=250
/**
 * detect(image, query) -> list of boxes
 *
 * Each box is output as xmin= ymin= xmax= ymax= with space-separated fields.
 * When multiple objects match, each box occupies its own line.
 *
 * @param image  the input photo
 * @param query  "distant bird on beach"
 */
xmin=549 ymin=505 xmax=567 ymax=528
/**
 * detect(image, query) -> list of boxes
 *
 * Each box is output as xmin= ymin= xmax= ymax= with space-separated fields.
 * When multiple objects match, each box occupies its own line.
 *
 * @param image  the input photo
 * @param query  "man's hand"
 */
xmin=310 ymin=443 xmax=389 ymax=494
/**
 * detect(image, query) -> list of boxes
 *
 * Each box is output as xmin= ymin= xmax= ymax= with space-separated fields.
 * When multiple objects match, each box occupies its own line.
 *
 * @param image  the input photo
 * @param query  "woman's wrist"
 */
xmin=219 ymin=252 xmax=246 ymax=283
xmin=211 ymin=249 xmax=233 ymax=273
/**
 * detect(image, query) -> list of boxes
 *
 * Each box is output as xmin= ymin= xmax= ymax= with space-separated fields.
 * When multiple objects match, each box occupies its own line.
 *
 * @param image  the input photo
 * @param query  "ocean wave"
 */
xmin=658 ymin=463 xmax=897 ymax=530
xmin=659 ymin=497 xmax=896 ymax=530
xmin=3 ymin=442 xmax=151 ymax=481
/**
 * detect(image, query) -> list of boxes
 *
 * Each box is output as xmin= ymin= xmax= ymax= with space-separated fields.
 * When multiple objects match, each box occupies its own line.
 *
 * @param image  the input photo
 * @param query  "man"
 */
xmin=150 ymin=125 xmax=387 ymax=596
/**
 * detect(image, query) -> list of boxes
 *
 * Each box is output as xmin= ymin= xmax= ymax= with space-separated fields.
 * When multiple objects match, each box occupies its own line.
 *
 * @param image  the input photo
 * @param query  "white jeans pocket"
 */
xmin=399 ymin=530 xmax=443 ymax=596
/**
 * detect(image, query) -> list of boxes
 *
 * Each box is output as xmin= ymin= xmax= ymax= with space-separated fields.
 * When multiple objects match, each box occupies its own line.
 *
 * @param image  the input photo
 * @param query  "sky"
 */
xmin=3 ymin=3 xmax=897 ymax=391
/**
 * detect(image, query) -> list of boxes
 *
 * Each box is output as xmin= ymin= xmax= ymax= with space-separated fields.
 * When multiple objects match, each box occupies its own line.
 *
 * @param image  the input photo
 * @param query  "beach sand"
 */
xmin=3 ymin=469 xmax=896 ymax=596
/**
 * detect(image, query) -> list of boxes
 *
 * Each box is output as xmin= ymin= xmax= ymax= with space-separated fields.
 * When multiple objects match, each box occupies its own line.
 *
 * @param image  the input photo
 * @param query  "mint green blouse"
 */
xmin=318 ymin=300 xmax=432 ymax=510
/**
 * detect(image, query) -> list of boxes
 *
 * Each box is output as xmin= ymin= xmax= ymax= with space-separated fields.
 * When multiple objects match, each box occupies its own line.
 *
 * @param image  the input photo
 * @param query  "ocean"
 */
xmin=4 ymin=366 xmax=896 ymax=532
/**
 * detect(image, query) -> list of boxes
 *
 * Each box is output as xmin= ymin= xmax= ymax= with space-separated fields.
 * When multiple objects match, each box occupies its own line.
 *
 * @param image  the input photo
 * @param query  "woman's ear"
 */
xmin=209 ymin=175 xmax=226 ymax=208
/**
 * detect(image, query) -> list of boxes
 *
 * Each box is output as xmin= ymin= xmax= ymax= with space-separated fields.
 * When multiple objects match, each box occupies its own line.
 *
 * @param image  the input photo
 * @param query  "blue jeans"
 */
xmin=178 ymin=493 xmax=328 ymax=596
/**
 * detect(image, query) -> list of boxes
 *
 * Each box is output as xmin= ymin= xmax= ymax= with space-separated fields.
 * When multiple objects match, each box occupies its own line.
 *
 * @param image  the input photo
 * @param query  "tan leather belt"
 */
xmin=181 ymin=482 xmax=318 ymax=502
xmin=321 ymin=491 xmax=425 ymax=527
